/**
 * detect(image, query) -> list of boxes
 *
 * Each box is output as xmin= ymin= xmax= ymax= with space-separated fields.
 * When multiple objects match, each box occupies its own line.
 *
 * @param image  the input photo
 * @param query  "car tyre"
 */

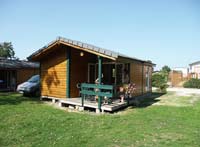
xmin=23 ymin=93 xmax=29 ymax=97
xmin=35 ymin=90 xmax=40 ymax=97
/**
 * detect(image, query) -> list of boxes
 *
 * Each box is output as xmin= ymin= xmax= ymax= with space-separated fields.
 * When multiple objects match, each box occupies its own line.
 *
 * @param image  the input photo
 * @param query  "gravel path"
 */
xmin=151 ymin=87 xmax=200 ymax=107
xmin=167 ymin=87 xmax=200 ymax=96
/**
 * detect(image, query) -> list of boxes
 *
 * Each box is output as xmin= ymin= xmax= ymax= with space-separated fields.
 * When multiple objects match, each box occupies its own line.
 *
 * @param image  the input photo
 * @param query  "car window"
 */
xmin=28 ymin=75 xmax=40 ymax=83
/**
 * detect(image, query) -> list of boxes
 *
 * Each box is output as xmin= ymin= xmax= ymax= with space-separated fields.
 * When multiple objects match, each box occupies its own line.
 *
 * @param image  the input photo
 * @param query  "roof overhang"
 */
xmin=189 ymin=61 xmax=200 ymax=66
xmin=28 ymin=38 xmax=117 ymax=61
xmin=28 ymin=36 xmax=155 ymax=66
xmin=0 ymin=59 xmax=39 ymax=69
xmin=117 ymin=55 xmax=156 ymax=66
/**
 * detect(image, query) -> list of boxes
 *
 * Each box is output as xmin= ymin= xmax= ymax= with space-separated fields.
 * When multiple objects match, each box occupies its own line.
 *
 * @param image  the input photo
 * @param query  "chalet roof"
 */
xmin=28 ymin=36 xmax=155 ymax=65
xmin=189 ymin=61 xmax=200 ymax=66
xmin=0 ymin=58 xmax=39 ymax=69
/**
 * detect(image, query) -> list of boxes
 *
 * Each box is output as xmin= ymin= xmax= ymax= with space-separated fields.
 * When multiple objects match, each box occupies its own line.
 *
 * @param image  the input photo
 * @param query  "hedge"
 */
xmin=183 ymin=78 xmax=200 ymax=89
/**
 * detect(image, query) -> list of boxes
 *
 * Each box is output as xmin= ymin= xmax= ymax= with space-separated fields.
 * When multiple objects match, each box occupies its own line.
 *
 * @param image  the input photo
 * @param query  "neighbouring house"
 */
xmin=0 ymin=57 xmax=39 ymax=91
xmin=28 ymin=37 xmax=155 ymax=112
xmin=189 ymin=61 xmax=200 ymax=79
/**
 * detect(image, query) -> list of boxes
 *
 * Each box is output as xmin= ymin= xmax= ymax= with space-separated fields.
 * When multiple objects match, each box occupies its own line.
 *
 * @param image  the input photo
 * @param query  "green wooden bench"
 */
xmin=80 ymin=83 xmax=113 ymax=111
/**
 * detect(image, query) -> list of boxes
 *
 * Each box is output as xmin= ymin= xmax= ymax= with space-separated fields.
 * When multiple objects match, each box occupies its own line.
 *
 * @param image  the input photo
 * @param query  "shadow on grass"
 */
xmin=0 ymin=92 xmax=41 ymax=106
xmin=136 ymin=92 xmax=165 ymax=108
xmin=112 ymin=92 xmax=166 ymax=113
xmin=124 ymin=92 xmax=166 ymax=110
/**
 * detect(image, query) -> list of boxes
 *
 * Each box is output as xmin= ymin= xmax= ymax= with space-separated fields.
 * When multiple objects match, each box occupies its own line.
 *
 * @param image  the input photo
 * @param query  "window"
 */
xmin=123 ymin=63 xmax=130 ymax=84
xmin=146 ymin=67 xmax=150 ymax=91
xmin=116 ymin=64 xmax=123 ymax=85
xmin=112 ymin=68 xmax=116 ymax=78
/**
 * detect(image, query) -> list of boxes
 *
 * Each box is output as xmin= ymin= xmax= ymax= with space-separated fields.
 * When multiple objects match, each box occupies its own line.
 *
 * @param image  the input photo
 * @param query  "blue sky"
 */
xmin=0 ymin=0 xmax=199 ymax=70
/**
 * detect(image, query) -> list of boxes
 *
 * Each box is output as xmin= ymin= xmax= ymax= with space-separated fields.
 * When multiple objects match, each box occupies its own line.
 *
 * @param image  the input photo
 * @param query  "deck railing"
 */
xmin=80 ymin=83 xmax=114 ymax=111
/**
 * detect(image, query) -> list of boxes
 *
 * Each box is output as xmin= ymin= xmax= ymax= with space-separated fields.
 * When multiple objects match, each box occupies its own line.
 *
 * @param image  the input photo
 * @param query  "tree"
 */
xmin=0 ymin=42 xmax=15 ymax=59
xmin=161 ymin=65 xmax=171 ymax=74
xmin=161 ymin=65 xmax=171 ymax=82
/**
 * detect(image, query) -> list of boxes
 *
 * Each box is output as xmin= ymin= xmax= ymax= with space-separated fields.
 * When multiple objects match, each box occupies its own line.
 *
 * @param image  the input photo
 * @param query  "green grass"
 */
xmin=0 ymin=92 xmax=200 ymax=147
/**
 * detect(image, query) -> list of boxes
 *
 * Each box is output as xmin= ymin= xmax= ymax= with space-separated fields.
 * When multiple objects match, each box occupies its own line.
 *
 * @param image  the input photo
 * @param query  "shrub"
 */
xmin=183 ymin=78 xmax=200 ymax=89
xmin=159 ymin=83 xmax=168 ymax=93
xmin=152 ymin=73 xmax=168 ymax=93
xmin=152 ymin=73 xmax=166 ymax=87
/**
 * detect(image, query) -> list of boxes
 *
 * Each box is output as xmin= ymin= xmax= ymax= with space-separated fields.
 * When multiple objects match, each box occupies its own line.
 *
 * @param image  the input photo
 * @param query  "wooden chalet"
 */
xmin=28 ymin=37 xmax=155 ymax=113
xmin=0 ymin=58 xmax=39 ymax=91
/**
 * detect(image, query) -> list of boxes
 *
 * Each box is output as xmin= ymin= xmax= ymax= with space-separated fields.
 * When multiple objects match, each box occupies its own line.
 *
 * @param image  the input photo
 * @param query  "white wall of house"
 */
xmin=189 ymin=62 xmax=200 ymax=79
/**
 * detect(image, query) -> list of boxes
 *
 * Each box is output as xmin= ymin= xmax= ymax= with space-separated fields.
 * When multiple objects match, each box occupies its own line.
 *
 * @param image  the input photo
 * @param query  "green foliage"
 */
xmin=152 ymin=73 xmax=168 ymax=93
xmin=161 ymin=65 xmax=171 ymax=74
xmin=1 ymin=93 xmax=200 ymax=147
xmin=152 ymin=65 xmax=171 ymax=93
xmin=152 ymin=73 xmax=166 ymax=87
xmin=0 ymin=42 xmax=15 ymax=58
xmin=161 ymin=65 xmax=171 ymax=82
xmin=183 ymin=78 xmax=200 ymax=89
xmin=159 ymin=83 xmax=168 ymax=93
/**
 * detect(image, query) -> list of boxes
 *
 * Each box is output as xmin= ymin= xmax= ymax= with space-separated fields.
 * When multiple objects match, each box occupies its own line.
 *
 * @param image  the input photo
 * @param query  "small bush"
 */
xmin=159 ymin=83 xmax=169 ymax=93
xmin=183 ymin=78 xmax=200 ymax=89
xmin=152 ymin=73 xmax=168 ymax=93
xmin=152 ymin=73 xmax=166 ymax=87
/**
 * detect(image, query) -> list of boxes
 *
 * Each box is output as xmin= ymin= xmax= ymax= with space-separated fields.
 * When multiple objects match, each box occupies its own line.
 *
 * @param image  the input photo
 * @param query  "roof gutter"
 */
xmin=118 ymin=55 xmax=156 ymax=66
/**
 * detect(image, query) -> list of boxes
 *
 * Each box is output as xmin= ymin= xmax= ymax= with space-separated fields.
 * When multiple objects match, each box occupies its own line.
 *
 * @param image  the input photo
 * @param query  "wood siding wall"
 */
xmin=39 ymin=44 xmax=97 ymax=98
xmin=130 ymin=62 xmax=152 ymax=96
xmin=130 ymin=62 xmax=143 ymax=96
xmin=16 ymin=68 xmax=39 ymax=85
xmin=40 ymin=46 xmax=67 ymax=98
xmin=70 ymin=49 xmax=96 ymax=97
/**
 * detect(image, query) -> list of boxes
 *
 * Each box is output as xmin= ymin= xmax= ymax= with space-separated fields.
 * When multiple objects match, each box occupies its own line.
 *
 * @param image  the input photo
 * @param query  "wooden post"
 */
xmin=98 ymin=56 xmax=102 ymax=111
xmin=81 ymin=84 xmax=84 ymax=107
xmin=98 ymin=56 xmax=102 ymax=84
xmin=66 ymin=49 xmax=71 ymax=98
xmin=114 ymin=63 xmax=117 ymax=96
xmin=81 ymin=95 xmax=84 ymax=107
xmin=39 ymin=62 xmax=41 ymax=97
xmin=142 ymin=62 xmax=144 ymax=94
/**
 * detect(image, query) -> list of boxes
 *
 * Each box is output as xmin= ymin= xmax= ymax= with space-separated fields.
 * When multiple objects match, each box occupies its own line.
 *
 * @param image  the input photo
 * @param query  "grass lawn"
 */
xmin=0 ymin=92 xmax=200 ymax=147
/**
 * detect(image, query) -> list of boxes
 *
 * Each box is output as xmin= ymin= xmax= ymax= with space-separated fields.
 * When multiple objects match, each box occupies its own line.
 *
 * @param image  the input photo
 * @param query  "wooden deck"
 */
xmin=41 ymin=93 xmax=151 ymax=113
xmin=41 ymin=96 xmax=135 ymax=113
xmin=61 ymin=98 xmax=128 ymax=112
